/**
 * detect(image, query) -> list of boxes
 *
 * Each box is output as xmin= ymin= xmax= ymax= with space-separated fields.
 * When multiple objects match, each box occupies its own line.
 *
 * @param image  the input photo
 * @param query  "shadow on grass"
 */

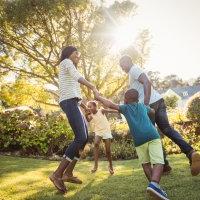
xmin=0 ymin=155 xmax=56 ymax=178
xmin=23 ymin=169 xmax=147 ymax=200
xmin=1 ymin=155 xmax=200 ymax=200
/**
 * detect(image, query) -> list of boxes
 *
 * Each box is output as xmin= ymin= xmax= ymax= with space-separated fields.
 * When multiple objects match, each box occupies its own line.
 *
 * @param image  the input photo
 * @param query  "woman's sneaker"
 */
xmin=147 ymin=182 xmax=169 ymax=200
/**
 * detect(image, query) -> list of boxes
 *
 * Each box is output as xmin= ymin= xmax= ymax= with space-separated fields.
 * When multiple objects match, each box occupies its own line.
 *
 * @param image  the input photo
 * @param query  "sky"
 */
xmin=93 ymin=0 xmax=200 ymax=80
xmin=133 ymin=0 xmax=200 ymax=80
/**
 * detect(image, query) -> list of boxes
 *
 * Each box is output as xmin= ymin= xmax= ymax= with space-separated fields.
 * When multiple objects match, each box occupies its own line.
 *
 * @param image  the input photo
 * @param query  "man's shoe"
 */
xmin=190 ymin=152 xmax=200 ymax=176
xmin=147 ymin=183 xmax=169 ymax=200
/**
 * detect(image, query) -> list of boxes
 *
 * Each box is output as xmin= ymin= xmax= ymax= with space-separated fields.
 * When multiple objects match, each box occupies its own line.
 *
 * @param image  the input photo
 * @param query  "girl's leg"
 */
xmin=142 ymin=163 xmax=152 ymax=182
xmin=104 ymin=139 xmax=114 ymax=175
xmin=91 ymin=135 xmax=102 ymax=173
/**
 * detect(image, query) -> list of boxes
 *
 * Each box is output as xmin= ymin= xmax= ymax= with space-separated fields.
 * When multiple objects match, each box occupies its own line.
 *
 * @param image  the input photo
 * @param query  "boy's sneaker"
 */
xmin=147 ymin=182 xmax=169 ymax=200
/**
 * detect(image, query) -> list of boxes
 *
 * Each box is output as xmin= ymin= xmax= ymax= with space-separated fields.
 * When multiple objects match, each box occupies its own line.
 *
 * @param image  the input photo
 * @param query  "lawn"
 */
xmin=0 ymin=155 xmax=200 ymax=200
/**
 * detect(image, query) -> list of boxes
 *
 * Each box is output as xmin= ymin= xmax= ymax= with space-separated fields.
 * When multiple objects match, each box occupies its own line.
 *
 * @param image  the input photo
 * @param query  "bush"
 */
xmin=83 ymin=132 xmax=137 ymax=160
xmin=0 ymin=109 xmax=74 ymax=156
xmin=187 ymin=92 xmax=200 ymax=121
xmin=164 ymin=95 xmax=179 ymax=109
xmin=163 ymin=108 xmax=200 ymax=154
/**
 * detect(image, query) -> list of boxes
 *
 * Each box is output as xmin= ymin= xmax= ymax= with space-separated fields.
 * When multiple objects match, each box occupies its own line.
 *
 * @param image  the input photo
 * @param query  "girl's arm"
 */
xmin=85 ymin=112 xmax=93 ymax=122
xmin=101 ymin=108 xmax=119 ymax=115
xmin=80 ymin=102 xmax=87 ymax=110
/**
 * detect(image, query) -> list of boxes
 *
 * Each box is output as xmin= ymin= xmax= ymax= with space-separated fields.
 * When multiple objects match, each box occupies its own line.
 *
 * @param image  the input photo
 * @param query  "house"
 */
xmin=160 ymin=85 xmax=200 ymax=109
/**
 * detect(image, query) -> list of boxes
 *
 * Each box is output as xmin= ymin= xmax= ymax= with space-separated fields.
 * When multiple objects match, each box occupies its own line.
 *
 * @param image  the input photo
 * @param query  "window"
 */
xmin=182 ymin=91 xmax=188 ymax=96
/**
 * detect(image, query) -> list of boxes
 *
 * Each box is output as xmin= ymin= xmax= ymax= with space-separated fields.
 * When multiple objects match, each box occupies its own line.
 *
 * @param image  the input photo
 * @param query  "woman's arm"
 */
xmin=78 ymin=77 xmax=100 ymax=95
xmin=78 ymin=77 xmax=95 ymax=90
xmin=66 ymin=60 xmax=99 ymax=94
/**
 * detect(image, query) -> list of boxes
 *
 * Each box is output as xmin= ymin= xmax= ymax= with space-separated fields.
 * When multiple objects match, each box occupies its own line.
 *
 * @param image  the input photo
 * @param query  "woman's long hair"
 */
xmin=60 ymin=46 xmax=77 ymax=63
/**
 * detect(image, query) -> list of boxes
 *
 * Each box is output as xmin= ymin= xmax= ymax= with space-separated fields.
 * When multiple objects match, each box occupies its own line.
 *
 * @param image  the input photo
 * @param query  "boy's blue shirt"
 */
xmin=119 ymin=102 xmax=160 ymax=147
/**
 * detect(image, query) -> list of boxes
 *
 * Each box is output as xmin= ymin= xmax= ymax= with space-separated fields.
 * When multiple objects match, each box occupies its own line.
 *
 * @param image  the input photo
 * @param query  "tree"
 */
xmin=160 ymin=74 xmax=189 ymax=89
xmin=147 ymin=71 xmax=161 ymax=90
xmin=0 ymin=0 xmax=150 ymax=106
xmin=0 ymin=76 xmax=54 ymax=109
xmin=193 ymin=76 xmax=200 ymax=86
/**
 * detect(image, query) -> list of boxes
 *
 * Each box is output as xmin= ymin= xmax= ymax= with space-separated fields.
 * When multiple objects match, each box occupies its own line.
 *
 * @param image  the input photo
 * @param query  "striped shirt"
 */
xmin=58 ymin=59 xmax=83 ymax=103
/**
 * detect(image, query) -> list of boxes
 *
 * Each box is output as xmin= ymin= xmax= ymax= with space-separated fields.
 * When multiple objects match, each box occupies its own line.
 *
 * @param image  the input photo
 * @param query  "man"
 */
xmin=119 ymin=55 xmax=200 ymax=176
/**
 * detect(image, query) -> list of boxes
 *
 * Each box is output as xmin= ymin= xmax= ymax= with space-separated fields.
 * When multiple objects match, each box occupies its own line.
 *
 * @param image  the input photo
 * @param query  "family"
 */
xmin=49 ymin=45 xmax=200 ymax=200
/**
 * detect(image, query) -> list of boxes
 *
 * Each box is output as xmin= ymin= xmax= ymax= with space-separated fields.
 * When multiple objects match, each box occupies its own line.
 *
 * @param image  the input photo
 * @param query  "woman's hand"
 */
xmin=93 ymin=88 xmax=100 ymax=100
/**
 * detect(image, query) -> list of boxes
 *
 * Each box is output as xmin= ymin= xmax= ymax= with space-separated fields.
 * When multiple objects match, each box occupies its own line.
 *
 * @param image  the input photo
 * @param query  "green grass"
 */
xmin=0 ymin=155 xmax=200 ymax=200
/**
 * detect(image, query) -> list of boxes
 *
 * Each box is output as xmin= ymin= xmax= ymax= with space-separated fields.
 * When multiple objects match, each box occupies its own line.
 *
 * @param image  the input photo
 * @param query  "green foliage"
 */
xmin=164 ymin=95 xmax=179 ymax=109
xmin=111 ymin=139 xmax=137 ymax=160
xmin=163 ymin=109 xmax=200 ymax=153
xmin=187 ymin=92 xmax=200 ymax=121
xmin=0 ymin=77 xmax=53 ymax=109
xmin=84 ymin=132 xmax=137 ymax=160
xmin=0 ymin=109 xmax=73 ymax=155
xmin=0 ymin=0 xmax=149 ymax=103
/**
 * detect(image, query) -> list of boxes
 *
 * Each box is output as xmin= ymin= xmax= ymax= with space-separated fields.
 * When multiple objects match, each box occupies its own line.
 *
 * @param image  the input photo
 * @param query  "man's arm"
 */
xmin=138 ymin=73 xmax=151 ymax=105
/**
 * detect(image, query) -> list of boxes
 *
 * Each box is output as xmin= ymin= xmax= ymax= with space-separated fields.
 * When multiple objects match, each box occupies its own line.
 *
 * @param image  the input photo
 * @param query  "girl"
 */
xmin=85 ymin=101 xmax=117 ymax=175
xmin=49 ymin=46 xmax=99 ymax=193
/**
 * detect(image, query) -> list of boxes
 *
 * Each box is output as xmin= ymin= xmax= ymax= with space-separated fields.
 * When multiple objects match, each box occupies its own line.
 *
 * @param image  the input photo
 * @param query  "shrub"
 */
xmin=0 ymin=109 xmax=74 ymax=156
xmin=187 ymin=92 xmax=200 ymax=121
xmin=164 ymin=95 xmax=179 ymax=109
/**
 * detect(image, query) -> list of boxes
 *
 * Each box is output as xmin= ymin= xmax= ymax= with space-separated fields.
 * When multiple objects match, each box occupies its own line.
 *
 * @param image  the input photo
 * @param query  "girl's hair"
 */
xmin=87 ymin=101 xmax=97 ymax=107
xmin=60 ymin=46 xmax=77 ymax=63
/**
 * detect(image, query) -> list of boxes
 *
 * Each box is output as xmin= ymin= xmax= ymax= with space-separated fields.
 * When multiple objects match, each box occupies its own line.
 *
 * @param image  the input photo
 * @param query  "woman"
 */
xmin=49 ymin=46 xmax=99 ymax=193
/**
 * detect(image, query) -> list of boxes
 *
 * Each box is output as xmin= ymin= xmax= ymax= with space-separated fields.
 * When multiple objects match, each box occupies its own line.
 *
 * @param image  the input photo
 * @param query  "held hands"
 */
xmin=92 ymin=87 xmax=101 ymax=100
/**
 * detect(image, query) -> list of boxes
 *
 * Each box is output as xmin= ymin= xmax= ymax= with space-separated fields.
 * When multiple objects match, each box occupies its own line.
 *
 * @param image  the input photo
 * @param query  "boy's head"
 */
xmin=124 ymin=89 xmax=139 ymax=104
xmin=87 ymin=101 xmax=98 ymax=113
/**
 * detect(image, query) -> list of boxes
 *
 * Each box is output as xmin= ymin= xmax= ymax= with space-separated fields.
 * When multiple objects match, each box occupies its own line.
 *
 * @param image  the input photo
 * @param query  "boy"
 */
xmin=94 ymin=89 xmax=169 ymax=200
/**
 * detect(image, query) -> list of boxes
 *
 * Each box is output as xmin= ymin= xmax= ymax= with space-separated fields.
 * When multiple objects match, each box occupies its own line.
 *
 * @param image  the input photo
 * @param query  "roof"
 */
xmin=161 ymin=85 xmax=200 ymax=99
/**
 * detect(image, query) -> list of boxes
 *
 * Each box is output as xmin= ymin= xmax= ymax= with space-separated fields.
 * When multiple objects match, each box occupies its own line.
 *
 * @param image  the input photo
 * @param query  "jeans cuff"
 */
xmin=63 ymin=155 xmax=72 ymax=162
xmin=74 ymin=157 xmax=80 ymax=161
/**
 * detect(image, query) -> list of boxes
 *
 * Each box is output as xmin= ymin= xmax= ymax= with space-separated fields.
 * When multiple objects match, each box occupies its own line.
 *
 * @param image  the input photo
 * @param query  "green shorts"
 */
xmin=135 ymin=139 xmax=164 ymax=165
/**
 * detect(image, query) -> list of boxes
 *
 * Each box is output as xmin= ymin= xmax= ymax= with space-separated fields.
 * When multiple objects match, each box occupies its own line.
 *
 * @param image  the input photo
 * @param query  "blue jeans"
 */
xmin=150 ymin=99 xmax=193 ymax=160
xmin=60 ymin=98 xmax=88 ymax=161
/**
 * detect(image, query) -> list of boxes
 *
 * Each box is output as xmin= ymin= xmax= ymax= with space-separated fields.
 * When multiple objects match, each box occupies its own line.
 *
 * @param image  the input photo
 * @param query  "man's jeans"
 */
xmin=60 ymin=98 xmax=88 ymax=162
xmin=150 ymin=98 xmax=193 ymax=163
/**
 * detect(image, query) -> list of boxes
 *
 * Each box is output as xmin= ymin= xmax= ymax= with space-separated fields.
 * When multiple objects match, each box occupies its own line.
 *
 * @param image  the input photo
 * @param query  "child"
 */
xmin=94 ymin=89 xmax=169 ymax=200
xmin=85 ymin=101 xmax=117 ymax=175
